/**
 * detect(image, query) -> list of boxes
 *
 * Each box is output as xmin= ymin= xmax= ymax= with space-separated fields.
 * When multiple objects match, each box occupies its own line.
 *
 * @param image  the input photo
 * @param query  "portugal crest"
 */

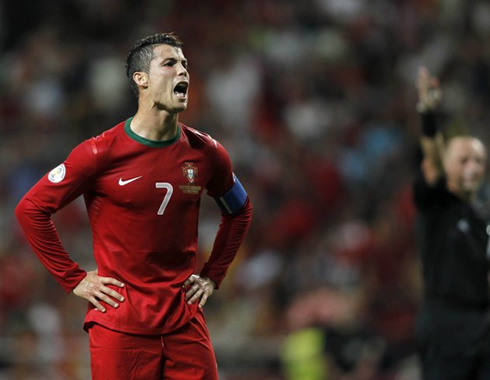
xmin=182 ymin=162 xmax=198 ymax=184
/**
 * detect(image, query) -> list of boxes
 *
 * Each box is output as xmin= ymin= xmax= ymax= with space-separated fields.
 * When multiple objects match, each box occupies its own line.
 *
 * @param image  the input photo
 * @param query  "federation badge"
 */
xmin=182 ymin=162 xmax=198 ymax=184
xmin=180 ymin=162 xmax=201 ymax=194
xmin=48 ymin=164 xmax=66 ymax=183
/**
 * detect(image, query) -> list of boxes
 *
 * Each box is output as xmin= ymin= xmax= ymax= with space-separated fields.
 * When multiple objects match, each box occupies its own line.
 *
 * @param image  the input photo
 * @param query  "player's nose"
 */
xmin=177 ymin=62 xmax=188 ymax=77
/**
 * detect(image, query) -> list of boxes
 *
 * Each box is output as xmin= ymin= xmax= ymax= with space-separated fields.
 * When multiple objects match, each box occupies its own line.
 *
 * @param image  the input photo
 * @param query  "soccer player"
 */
xmin=413 ymin=66 xmax=490 ymax=380
xmin=15 ymin=32 xmax=252 ymax=379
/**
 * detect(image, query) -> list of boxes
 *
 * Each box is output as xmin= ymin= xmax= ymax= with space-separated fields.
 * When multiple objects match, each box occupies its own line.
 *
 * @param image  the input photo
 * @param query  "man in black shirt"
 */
xmin=414 ymin=66 xmax=490 ymax=379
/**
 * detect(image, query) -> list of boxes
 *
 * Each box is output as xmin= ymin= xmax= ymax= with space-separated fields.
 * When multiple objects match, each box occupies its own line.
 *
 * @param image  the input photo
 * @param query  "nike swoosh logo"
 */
xmin=119 ymin=176 xmax=142 ymax=186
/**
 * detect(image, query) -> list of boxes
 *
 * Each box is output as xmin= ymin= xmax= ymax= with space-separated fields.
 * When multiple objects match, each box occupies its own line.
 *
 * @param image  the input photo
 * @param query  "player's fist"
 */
xmin=73 ymin=270 xmax=125 ymax=312
xmin=183 ymin=274 xmax=216 ymax=308
xmin=416 ymin=66 xmax=442 ymax=112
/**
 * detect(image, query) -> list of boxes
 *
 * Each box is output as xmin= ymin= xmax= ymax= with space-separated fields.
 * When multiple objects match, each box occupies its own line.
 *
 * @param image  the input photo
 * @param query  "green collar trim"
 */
xmin=124 ymin=117 xmax=181 ymax=147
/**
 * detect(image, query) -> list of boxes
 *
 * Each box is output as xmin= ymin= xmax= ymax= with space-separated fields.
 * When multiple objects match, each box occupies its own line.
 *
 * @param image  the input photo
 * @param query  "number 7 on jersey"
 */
xmin=155 ymin=182 xmax=173 ymax=215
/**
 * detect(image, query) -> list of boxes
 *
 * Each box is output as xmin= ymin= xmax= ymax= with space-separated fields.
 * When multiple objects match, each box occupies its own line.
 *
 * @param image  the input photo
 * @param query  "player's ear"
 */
xmin=133 ymin=72 xmax=149 ymax=88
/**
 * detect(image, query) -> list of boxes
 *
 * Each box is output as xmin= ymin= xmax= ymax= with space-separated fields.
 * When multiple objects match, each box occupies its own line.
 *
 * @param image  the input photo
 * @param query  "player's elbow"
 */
xmin=15 ymin=197 xmax=28 ymax=222
xmin=15 ymin=197 xmax=43 ymax=224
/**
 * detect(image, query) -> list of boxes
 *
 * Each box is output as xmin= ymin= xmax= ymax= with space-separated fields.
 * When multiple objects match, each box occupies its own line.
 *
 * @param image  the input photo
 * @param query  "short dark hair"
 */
xmin=125 ymin=32 xmax=183 ymax=97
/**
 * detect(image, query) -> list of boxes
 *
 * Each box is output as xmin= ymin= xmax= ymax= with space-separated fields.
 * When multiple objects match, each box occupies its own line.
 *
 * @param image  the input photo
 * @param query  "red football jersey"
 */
xmin=16 ymin=118 xmax=252 ymax=334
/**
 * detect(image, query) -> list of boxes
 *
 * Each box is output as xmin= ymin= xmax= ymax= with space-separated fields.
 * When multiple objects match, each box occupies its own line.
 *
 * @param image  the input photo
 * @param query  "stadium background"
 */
xmin=1 ymin=0 xmax=490 ymax=379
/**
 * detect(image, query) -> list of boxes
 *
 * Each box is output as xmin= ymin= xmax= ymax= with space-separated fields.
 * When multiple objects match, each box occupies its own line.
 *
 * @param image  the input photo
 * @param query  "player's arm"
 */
xmin=184 ymin=142 xmax=252 ymax=308
xmin=15 ymin=140 xmax=124 ymax=312
xmin=416 ymin=66 xmax=445 ymax=186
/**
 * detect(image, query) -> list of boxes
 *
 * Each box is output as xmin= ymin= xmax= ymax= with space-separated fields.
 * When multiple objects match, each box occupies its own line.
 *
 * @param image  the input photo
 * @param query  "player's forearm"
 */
xmin=15 ymin=197 xmax=87 ymax=292
xmin=200 ymin=198 xmax=252 ymax=288
xmin=418 ymin=110 xmax=445 ymax=184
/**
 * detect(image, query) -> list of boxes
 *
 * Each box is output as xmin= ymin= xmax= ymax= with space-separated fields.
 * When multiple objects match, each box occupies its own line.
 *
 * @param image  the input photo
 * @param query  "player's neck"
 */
xmin=130 ymin=110 xmax=179 ymax=142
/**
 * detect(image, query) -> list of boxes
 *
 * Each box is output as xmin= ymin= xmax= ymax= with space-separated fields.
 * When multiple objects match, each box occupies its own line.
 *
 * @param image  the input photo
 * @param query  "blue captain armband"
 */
xmin=214 ymin=174 xmax=248 ymax=214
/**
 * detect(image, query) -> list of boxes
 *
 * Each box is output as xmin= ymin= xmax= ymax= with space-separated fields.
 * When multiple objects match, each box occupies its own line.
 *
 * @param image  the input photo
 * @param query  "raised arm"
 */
xmin=416 ymin=66 xmax=445 ymax=185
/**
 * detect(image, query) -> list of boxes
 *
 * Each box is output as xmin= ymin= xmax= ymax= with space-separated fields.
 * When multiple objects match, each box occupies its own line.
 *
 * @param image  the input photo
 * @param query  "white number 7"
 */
xmin=156 ymin=182 xmax=173 ymax=215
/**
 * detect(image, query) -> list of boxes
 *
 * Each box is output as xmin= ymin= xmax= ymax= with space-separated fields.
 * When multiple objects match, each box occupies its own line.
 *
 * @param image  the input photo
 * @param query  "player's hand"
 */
xmin=416 ymin=66 xmax=442 ymax=111
xmin=183 ymin=274 xmax=216 ymax=308
xmin=72 ymin=270 xmax=125 ymax=313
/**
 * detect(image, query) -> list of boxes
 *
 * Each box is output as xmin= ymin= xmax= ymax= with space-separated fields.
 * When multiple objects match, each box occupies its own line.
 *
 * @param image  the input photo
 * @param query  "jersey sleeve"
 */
xmin=15 ymin=139 xmax=99 ymax=292
xmin=205 ymin=140 xmax=235 ymax=199
xmin=201 ymin=140 xmax=253 ymax=288
xmin=412 ymin=168 xmax=446 ymax=211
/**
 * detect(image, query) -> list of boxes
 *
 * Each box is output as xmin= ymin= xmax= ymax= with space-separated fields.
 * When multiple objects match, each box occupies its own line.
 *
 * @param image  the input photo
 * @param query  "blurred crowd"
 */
xmin=2 ymin=0 xmax=490 ymax=379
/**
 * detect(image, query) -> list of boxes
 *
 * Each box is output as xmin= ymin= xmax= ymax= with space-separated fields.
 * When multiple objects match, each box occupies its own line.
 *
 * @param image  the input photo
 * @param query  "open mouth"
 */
xmin=174 ymin=81 xmax=188 ymax=99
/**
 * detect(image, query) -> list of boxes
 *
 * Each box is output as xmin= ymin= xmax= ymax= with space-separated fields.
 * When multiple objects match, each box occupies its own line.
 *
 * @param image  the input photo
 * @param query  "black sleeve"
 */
xmin=412 ymin=169 xmax=446 ymax=211
xmin=420 ymin=110 xmax=438 ymax=137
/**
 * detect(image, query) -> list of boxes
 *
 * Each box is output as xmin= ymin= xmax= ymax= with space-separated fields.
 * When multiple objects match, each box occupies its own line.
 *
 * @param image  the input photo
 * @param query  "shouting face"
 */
xmin=136 ymin=44 xmax=189 ymax=113
xmin=444 ymin=137 xmax=487 ymax=199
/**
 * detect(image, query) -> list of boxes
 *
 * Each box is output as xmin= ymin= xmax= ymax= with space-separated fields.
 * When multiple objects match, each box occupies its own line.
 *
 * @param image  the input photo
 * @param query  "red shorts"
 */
xmin=88 ymin=310 xmax=218 ymax=380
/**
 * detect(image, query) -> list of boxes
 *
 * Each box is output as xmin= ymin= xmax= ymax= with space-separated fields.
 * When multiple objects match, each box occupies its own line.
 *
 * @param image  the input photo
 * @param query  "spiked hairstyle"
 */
xmin=125 ymin=32 xmax=183 ymax=97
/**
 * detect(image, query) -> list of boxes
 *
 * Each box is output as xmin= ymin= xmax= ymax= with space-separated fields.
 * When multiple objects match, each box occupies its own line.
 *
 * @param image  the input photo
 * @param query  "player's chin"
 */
xmin=173 ymin=99 xmax=188 ymax=113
